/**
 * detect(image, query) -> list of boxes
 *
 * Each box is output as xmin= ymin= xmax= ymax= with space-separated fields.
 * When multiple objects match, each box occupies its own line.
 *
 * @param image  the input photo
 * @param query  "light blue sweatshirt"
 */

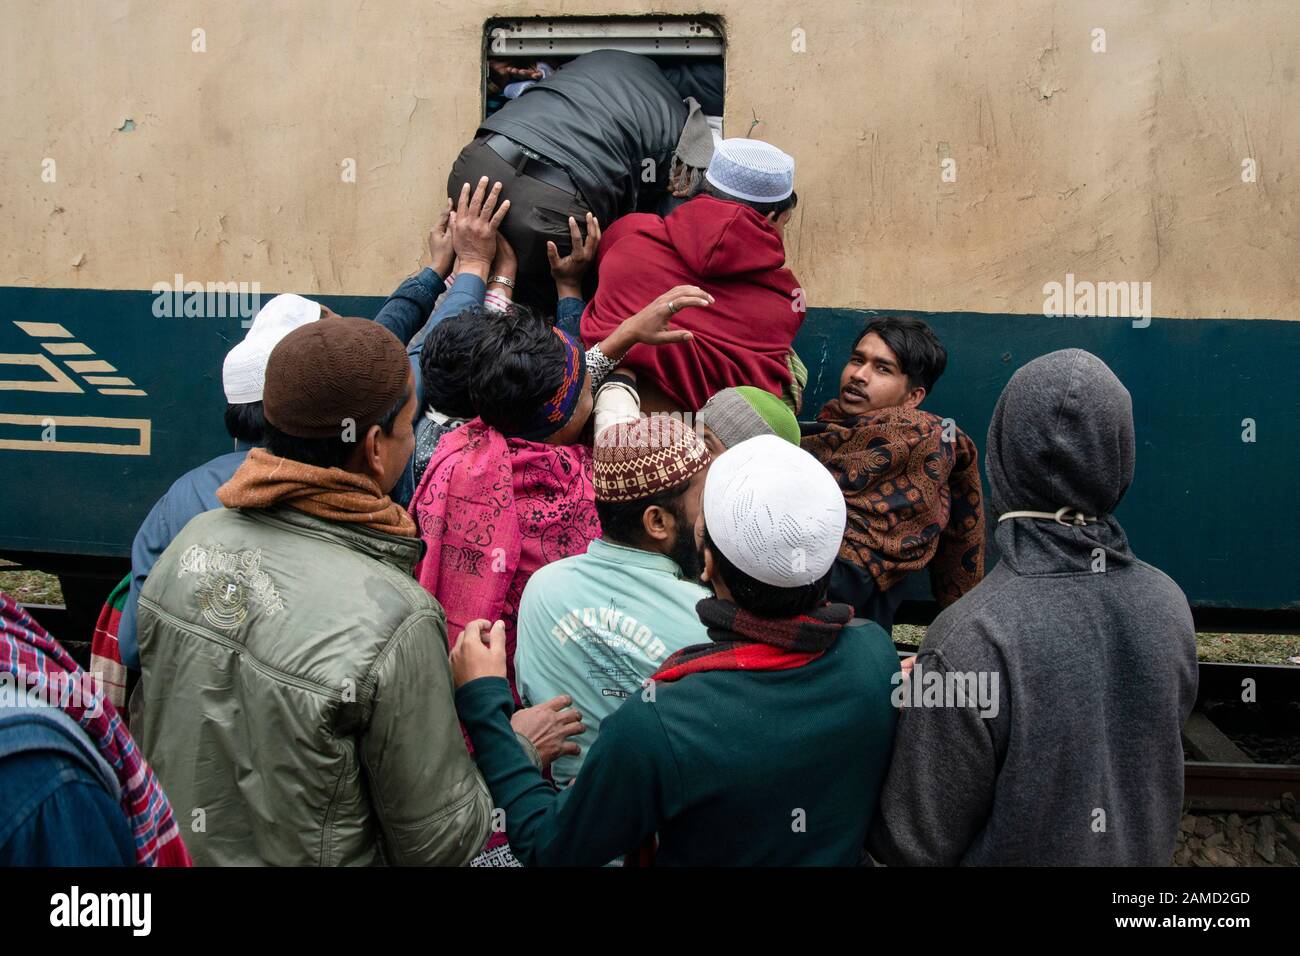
xmin=514 ymin=537 xmax=709 ymax=786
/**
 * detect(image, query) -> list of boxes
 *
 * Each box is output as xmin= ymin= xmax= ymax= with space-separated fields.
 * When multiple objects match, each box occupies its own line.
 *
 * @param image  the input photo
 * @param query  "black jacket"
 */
xmin=480 ymin=50 xmax=687 ymax=225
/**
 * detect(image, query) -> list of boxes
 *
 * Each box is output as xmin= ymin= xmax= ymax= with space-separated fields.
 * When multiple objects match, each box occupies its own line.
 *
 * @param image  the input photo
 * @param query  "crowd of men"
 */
xmin=0 ymin=51 xmax=1198 ymax=867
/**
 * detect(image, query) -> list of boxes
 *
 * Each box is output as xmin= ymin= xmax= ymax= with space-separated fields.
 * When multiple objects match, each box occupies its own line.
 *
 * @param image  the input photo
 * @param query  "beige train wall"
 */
xmin=1 ymin=0 xmax=1297 ymax=319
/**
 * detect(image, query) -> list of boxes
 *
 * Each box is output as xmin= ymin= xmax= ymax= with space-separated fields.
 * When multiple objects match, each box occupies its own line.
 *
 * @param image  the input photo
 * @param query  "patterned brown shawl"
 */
xmin=801 ymin=400 xmax=985 ymax=606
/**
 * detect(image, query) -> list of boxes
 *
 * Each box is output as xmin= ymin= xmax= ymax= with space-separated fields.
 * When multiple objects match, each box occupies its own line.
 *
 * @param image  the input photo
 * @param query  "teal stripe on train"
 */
xmin=0 ymin=287 xmax=1296 ymax=611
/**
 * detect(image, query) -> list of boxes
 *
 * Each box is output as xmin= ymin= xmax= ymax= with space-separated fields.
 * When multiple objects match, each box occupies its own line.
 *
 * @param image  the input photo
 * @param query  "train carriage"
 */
xmin=1 ymin=0 xmax=1297 ymax=632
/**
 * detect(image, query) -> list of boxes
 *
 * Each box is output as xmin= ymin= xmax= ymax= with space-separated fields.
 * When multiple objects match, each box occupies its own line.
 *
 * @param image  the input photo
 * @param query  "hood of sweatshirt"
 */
xmin=986 ymin=349 xmax=1136 ymax=574
xmin=662 ymin=195 xmax=788 ymax=279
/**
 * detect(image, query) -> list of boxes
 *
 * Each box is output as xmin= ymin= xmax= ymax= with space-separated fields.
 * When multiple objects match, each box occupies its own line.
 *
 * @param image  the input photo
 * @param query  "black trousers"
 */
xmin=447 ymin=137 xmax=593 ymax=309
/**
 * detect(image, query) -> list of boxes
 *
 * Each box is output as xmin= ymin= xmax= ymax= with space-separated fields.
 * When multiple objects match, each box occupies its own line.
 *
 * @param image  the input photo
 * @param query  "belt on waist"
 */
xmin=483 ymin=134 xmax=580 ymax=197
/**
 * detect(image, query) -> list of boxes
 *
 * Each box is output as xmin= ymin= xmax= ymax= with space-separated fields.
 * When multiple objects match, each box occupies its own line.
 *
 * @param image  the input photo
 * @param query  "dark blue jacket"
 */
xmin=118 ymin=449 xmax=250 ymax=669
xmin=0 ymin=706 xmax=135 ymax=866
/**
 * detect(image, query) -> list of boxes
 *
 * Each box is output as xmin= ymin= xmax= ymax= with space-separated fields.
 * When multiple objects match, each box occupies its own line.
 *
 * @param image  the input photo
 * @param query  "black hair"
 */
xmin=420 ymin=311 xmax=483 ymax=420
xmin=699 ymin=181 xmax=799 ymax=220
xmin=467 ymin=305 xmax=567 ymax=435
xmin=852 ymin=315 xmax=948 ymax=395
xmin=596 ymin=482 xmax=690 ymax=547
xmin=224 ymin=401 xmax=266 ymax=445
xmin=262 ymin=389 xmax=409 ymax=469
xmin=701 ymin=526 xmax=830 ymax=619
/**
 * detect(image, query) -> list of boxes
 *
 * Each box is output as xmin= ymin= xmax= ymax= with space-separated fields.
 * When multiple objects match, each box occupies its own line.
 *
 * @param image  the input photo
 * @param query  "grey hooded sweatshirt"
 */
xmin=868 ymin=349 xmax=1197 ymax=866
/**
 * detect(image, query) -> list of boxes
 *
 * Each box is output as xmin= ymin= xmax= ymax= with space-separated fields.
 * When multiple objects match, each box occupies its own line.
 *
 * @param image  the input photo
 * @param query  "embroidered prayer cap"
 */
xmin=704 ymin=138 xmax=795 ymax=204
xmin=263 ymin=317 xmax=410 ymax=439
xmin=222 ymin=293 xmax=322 ymax=404
xmin=702 ymin=434 xmax=846 ymax=587
xmin=593 ymin=413 xmax=710 ymax=503
xmin=697 ymin=386 xmax=800 ymax=449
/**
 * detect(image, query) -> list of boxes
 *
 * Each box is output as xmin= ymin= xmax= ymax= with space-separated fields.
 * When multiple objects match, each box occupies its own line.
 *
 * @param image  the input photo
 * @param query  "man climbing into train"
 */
xmin=800 ymin=315 xmax=986 ymax=631
xmin=579 ymin=138 xmax=805 ymax=416
xmin=868 ymin=350 xmax=1198 ymax=865
xmin=448 ymin=49 xmax=719 ymax=303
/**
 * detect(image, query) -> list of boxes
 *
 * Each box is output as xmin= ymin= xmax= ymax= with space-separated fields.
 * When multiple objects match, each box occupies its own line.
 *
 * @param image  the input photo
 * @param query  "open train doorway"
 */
xmin=451 ymin=16 xmax=728 ymax=311
xmin=482 ymin=16 xmax=726 ymax=129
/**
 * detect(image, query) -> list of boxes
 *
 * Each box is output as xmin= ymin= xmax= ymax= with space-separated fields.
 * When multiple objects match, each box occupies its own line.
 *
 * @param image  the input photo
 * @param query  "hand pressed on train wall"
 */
xmin=548 ymin=212 xmax=601 ymax=300
xmin=452 ymin=176 xmax=510 ymax=281
xmin=427 ymin=198 xmax=455 ymax=280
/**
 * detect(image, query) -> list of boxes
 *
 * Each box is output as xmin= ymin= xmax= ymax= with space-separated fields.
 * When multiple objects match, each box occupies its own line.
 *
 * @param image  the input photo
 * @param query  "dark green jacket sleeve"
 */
xmin=457 ymin=676 xmax=681 ymax=866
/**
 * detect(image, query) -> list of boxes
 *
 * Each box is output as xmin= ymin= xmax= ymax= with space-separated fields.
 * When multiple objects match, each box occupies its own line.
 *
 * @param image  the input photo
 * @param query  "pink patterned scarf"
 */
xmin=410 ymin=418 xmax=600 ymax=696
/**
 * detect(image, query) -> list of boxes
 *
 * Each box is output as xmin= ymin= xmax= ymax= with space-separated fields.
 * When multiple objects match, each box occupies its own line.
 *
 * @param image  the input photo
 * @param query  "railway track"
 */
xmin=1185 ymin=661 xmax=1300 ymax=810
xmin=891 ymin=649 xmax=1300 ymax=810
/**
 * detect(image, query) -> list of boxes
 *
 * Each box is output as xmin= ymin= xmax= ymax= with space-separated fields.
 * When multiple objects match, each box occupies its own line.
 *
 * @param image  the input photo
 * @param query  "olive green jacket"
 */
xmin=135 ymin=505 xmax=492 ymax=866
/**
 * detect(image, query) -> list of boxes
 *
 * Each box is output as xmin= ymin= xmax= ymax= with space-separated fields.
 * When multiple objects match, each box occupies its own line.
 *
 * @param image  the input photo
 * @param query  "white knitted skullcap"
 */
xmin=704 ymin=138 xmax=796 ymax=203
xmin=221 ymin=293 xmax=322 ymax=403
xmin=702 ymin=435 xmax=846 ymax=588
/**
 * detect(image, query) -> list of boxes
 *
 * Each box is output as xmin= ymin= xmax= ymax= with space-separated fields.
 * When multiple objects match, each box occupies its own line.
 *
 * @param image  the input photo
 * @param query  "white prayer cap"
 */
xmin=221 ymin=293 xmax=322 ymax=404
xmin=704 ymin=138 xmax=796 ymax=204
xmin=702 ymin=435 xmax=846 ymax=588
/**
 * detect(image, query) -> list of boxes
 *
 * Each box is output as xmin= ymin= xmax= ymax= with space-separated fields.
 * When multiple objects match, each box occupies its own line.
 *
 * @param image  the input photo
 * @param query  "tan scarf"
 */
xmin=218 ymin=448 xmax=417 ymax=538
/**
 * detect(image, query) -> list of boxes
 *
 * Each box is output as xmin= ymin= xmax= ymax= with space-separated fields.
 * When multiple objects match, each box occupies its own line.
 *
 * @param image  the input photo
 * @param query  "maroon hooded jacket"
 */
xmin=579 ymin=195 xmax=803 ymax=411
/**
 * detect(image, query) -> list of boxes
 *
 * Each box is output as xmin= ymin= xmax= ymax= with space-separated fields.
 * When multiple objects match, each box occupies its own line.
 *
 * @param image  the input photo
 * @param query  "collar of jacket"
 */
xmin=245 ymin=505 xmax=426 ymax=573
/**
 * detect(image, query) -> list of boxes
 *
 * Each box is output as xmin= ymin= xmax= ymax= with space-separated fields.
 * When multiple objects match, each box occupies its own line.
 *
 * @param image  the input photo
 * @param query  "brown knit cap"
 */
xmin=262 ymin=317 xmax=410 ymax=439
xmin=593 ymin=414 xmax=711 ymax=503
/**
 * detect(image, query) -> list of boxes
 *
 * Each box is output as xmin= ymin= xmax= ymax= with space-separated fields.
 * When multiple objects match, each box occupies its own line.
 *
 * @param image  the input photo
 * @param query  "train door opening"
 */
xmin=482 ymin=16 xmax=726 ymax=133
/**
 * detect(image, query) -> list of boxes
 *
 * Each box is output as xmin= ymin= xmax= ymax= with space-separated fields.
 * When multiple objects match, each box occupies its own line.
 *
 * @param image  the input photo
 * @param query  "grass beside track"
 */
xmin=0 ymin=563 xmax=64 ymax=604
xmin=888 ymin=625 xmax=1300 ymax=666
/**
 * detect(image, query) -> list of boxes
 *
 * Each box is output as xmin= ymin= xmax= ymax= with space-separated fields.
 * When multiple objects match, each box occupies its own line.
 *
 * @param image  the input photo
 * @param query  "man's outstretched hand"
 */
xmin=597 ymin=285 xmax=714 ymax=361
xmin=427 ymin=198 xmax=454 ymax=279
xmin=510 ymin=695 xmax=586 ymax=768
xmin=452 ymin=176 xmax=510 ymax=280
xmin=488 ymin=59 xmax=544 ymax=89
xmin=548 ymin=213 xmax=601 ymax=300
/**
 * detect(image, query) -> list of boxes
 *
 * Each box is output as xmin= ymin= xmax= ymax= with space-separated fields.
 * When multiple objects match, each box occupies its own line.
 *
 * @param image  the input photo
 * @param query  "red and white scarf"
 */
xmin=0 ymin=592 xmax=191 ymax=867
